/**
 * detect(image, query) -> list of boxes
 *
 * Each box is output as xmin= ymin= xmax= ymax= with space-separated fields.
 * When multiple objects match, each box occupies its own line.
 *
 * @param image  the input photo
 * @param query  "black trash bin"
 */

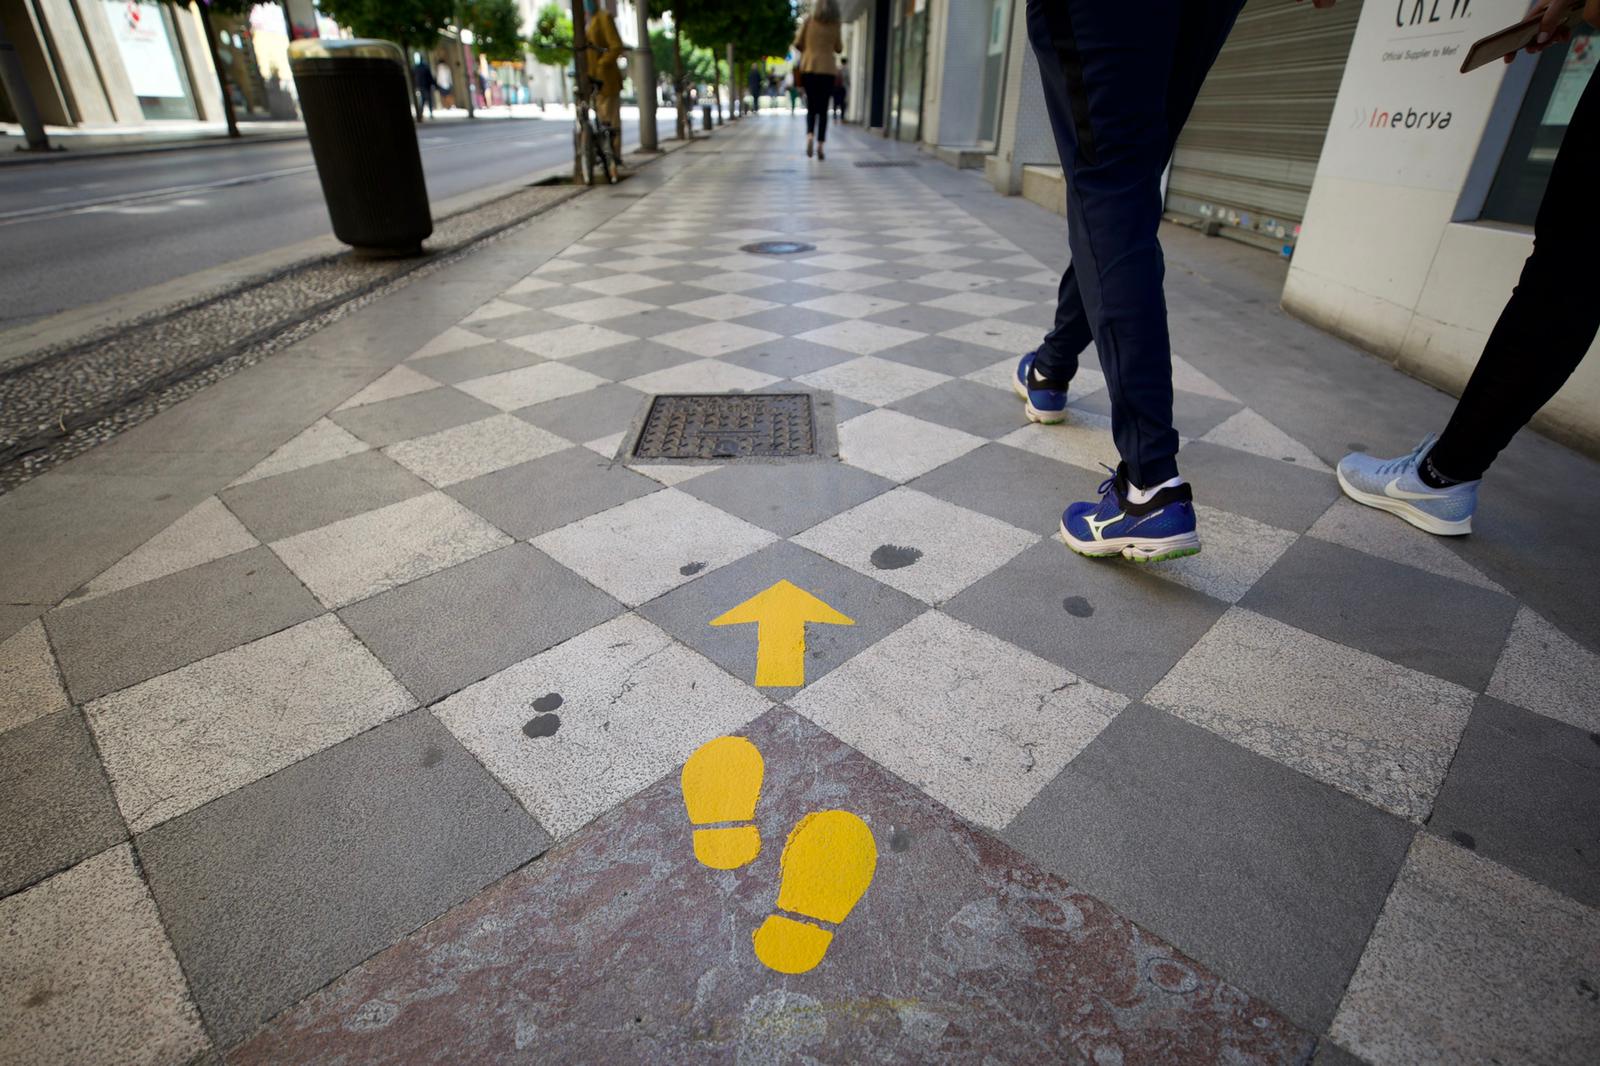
xmin=289 ymin=38 xmax=431 ymax=255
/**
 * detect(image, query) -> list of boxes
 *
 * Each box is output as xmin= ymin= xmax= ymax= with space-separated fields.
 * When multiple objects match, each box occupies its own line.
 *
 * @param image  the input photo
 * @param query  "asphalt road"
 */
xmin=0 ymin=114 xmax=585 ymax=332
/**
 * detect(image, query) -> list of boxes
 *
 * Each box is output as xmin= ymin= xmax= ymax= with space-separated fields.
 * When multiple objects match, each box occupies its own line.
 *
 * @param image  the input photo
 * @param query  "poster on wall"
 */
xmin=101 ymin=1 xmax=185 ymax=98
xmin=988 ymin=0 xmax=1009 ymax=57
xmin=284 ymin=0 xmax=320 ymax=40
xmin=1315 ymin=0 xmax=1529 ymax=191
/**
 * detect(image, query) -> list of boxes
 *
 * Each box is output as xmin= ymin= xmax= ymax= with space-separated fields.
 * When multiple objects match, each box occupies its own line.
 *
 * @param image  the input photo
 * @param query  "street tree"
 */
xmin=461 ymin=0 xmax=524 ymax=63
xmin=316 ymin=0 xmax=453 ymax=120
xmin=527 ymin=2 xmax=574 ymax=68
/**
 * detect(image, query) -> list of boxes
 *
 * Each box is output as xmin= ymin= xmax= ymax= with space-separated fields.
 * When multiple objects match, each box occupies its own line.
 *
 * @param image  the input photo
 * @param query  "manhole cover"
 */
xmin=633 ymin=393 xmax=817 ymax=460
xmin=853 ymin=160 xmax=918 ymax=168
xmin=741 ymin=240 xmax=816 ymax=255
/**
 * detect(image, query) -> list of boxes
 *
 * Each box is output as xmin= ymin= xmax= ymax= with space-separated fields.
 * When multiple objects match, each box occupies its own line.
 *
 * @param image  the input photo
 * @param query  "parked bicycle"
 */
xmin=572 ymin=73 xmax=619 ymax=186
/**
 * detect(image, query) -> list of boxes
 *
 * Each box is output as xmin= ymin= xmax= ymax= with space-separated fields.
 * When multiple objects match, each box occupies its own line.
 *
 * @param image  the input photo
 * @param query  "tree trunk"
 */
xmin=195 ymin=3 xmax=240 ymax=138
xmin=572 ymin=3 xmax=591 ymax=179
xmin=632 ymin=0 xmax=656 ymax=150
xmin=671 ymin=23 xmax=687 ymax=140
xmin=726 ymin=43 xmax=737 ymax=119
xmin=711 ymin=47 xmax=722 ymax=126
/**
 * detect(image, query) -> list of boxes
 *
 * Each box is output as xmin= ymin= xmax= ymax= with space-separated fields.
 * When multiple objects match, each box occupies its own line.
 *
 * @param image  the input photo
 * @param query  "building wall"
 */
xmin=927 ymin=0 xmax=990 ymax=148
xmin=984 ymin=0 xmax=1053 ymax=194
xmin=1283 ymin=0 xmax=1600 ymax=453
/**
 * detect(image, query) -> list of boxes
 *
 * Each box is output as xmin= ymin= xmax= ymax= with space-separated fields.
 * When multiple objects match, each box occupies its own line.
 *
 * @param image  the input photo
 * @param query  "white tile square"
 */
xmin=923 ymin=291 xmax=1032 ymax=317
xmin=795 ymin=488 xmax=1038 ymax=604
xmin=547 ymin=295 xmax=655 ymax=324
xmin=76 ymin=497 xmax=258 ymax=602
xmin=434 ymin=613 xmax=769 ymax=839
xmin=1331 ymin=834 xmax=1600 ymax=1066
xmin=797 ymin=320 xmax=923 ymax=356
xmin=87 ymin=615 xmax=414 ymax=831
xmin=688 ymin=271 xmax=782 ymax=294
xmin=600 ymin=255 xmax=680 ymax=274
xmin=940 ymin=318 xmax=1042 ymax=353
xmin=0 ymin=620 xmax=69 ymax=736
xmin=1144 ymin=505 xmax=1299 ymax=604
xmin=572 ymin=272 xmax=670 ymax=297
xmin=791 ymin=611 xmax=1125 ymax=828
xmin=231 ymin=419 xmax=369 ymax=486
xmin=407 ymin=326 xmax=493 ymax=361
xmin=533 ymin=489 xmax=777 ymax=606
xmin=1307 ymin=498 xmax=1504 ymax=593
xmin=802 ymin=270 xmax=891 ymax=292
xmin=455 ymin=362 xmax=608 ymax=411
xmin=531 ymin=257 xmax=585 ymax=276
xmin=998 ymin=413 xmax=1121 ymax=475
xmin=1487 ymin=608 xmax=1600 ymax=732
xmin=706 ymin=252 xmax=783 ymax=272
xmin=504 ymin=275 xmax=562 ymax=297
xmin=0 ymin=846 xmax=209 ymax=1065
xmin=1147 ymin=608 xmax=1476 ymax=820
xmin=795 ymin=355 xmax=949 ymax=407
xmin=655 ymin=321 xmax=780 ymax=357
xmin=384 ymin=414 xmax=569 ymax=487
xmin=669 ymin=293 xmax=780 ymax=321
xmin=623 ymin=359 xmax=780 ymax=395
xmin=334 ymin=365 xmax=439 ymax=411
xmin=800 ymin=252 xmax=883 ymax=271
xmin=965 ymin=356 xmax=1025 ymax=393
xmin=795 ymin=293 xmax=907 ymax=319
xmin=838 ymin=409 xmax=985 ymax=483
xmin=506 ymin=323 xmax=632 ymax=360
xmin=899 ymin=252 xmax=980 ymax=271
xmin=271 ymin=492 xmax=511 ymax=608
xmin=462 ymin=298 xmax=527 ymax=324
xmin=888 ymin=238 xmax=964 ymax=254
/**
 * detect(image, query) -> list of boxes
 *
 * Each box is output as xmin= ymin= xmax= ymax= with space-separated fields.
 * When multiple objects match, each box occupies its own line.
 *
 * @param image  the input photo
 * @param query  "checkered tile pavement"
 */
xmin=4 ymin=120 xmax=1598 ymax=1065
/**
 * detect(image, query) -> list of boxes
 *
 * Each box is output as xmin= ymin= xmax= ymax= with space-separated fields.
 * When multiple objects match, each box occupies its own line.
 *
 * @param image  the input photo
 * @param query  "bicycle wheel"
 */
xmin=600 ymin=132 xmax=619 ymax=184
xmin=575 ymin=120 xmax=596 ymax=186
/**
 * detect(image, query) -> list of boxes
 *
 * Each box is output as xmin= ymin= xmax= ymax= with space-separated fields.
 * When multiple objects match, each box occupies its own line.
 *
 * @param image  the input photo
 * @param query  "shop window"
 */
xmin=1481 ymin=27 xmax=1595 ymax=225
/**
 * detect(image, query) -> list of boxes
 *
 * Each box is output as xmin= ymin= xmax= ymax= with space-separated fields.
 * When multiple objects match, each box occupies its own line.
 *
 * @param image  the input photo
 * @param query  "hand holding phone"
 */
xmin=1460 ymin=1 xmax=1594 ymax=73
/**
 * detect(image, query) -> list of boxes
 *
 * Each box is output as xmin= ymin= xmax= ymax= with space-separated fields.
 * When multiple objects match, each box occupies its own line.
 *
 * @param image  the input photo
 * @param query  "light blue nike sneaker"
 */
xmin=1013 ymin=350 xmax=1068 ymax=424
xmin=1336 ymin=436 xmax=1479 ymax=536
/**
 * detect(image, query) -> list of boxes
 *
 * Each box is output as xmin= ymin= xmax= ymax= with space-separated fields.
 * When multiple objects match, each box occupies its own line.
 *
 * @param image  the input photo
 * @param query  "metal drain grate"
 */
xmin=633 ymin=393 xmax=817 ymax=460
xmin=740 ymin=240 xmax=816 ymax=255
xmin=853 ymin=160 xmax=918 ymax=168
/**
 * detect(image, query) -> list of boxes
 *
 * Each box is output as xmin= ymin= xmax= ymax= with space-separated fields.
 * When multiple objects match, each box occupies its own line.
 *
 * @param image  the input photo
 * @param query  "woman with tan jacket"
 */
xmin=794 ymin=0 xmax=843 ymax=159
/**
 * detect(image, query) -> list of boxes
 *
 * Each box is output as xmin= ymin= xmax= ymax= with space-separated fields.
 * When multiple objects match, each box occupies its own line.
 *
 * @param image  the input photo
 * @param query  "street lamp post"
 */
xmin=633 ymin=1 xmax=656 ymax=151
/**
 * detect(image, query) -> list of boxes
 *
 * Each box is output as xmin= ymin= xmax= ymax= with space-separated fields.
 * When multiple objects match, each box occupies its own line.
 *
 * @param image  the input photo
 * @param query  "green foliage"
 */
xmin=527 ymin=2 xmax=574 ymax=67
xmin=461 ymin=0 xmax=524 ymax=62
xmin=314 ymin=0 xmax=454 ymax=49
xmin=648 ymin=26 xmax=724 ymax=86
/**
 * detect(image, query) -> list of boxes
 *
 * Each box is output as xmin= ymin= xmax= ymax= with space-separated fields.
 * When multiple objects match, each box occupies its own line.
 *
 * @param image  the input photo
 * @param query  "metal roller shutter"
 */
xmin=1164 ymin=0 xmax=1362 ymax=254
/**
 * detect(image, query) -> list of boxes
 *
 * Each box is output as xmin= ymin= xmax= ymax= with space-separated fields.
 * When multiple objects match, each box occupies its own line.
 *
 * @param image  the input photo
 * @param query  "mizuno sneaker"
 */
xmin=1336 ymin=436 xmax=1478 ymax=536
xmin=1013 ymin=350 xmax=1069 ymax=425
xmin=1060 ymin=464 xmax=1202 ymax=563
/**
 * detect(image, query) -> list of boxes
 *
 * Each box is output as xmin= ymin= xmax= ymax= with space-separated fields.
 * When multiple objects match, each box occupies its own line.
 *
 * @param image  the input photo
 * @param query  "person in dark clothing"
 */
xmin=413 ymin=58 xmax=435 ymax=118
xmin=1338 ymin=2 xmax=1600 ymax=536
xmin=749 ymin=62 xmax=763 ymax=113
xmin=795 ymin=0 xmax=843 ymax=159
xmin=833 ymin=57 xmax=848 ymax=121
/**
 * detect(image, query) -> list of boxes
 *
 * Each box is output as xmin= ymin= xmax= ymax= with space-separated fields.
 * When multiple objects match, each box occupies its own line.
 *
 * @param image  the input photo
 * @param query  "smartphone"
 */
xmin=1461 ymin=7 xmax=1590 ymax=73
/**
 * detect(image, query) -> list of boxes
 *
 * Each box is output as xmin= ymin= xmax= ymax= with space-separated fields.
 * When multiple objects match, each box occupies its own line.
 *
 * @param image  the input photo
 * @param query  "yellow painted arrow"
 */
xmin=710 ymin=580 xmax=854 ymax=687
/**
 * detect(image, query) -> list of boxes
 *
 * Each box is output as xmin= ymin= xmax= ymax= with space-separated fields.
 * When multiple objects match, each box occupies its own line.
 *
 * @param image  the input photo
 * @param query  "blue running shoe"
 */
xmin=1336 ymin=435 xmax=1478 ymax=536
xmin=1060 ymin=464 xmax=1202 ymax=563
xmin=1013 ymin=350 xmax=1068 ymax=425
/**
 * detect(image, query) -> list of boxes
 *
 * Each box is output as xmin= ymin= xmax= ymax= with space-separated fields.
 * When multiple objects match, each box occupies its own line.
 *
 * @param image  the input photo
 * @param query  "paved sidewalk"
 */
xmin=3 ymin=115 xmax=1598 ymax=1065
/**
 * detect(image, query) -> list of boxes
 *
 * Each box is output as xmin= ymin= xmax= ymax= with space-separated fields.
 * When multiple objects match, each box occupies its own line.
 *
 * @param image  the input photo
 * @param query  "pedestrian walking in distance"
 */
xmin=749 ymin=62 xmax=763 ymax=113
xmin=1015 ymin=0 xmax=1338 ymax=563
xmin=795 ymin=0 xmax=843 ymax=161
xmin=1338 ymin=0 xmax=1600 ymax=535
xmin=833 ymin=57 xmax=849 ymax=123
xmin=413 ymin=56 xmax=434 ymax=118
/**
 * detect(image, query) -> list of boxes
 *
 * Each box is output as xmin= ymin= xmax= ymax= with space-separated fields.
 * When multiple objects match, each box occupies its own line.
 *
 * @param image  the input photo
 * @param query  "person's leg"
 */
xmin=814 ymin=75 xmax=833 ymax=142
xmin=1029 ymin=266 xmax=1092 ymax=384
xmin=804 ymin=74 xmax=819 ymax=137
xmin=1428 ymin=72 xmax=1599 ymax=481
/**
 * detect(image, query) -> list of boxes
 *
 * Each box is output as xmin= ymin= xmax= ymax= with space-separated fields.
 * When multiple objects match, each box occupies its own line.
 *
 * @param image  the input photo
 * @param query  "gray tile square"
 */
xmin=340 ymin=544 xmax=623 ymax=705
xmin=1073 ymin=388 xmax=1243 ymax=440
xmin=329 ymin=386 xmax=499 ymax=448
xmin=514 ymin=383 xmax=649 ymax=443
xmin=911 ymin=442 xmax=1106 ymax=535
xmin=46 ymin=547 xmax=323 ymax=702
xmin=0 ymin=710 xmax=124 ymax=896
xmin=1426 ymin=695 xmax=1600 ymax=907
xmin=1177 ymin=441 xmax=1341 ymax=533
xmin=944 ymin=537 xmax=1227 ymax=696
xmin=736 ymin=306 xmax=845 ymax=337
xmin=721 ymin=336 xmax=858 ymax=379
xmin=637 ymin=540 xmax=925 ymax=698
xmin=865 ymin=304 xmax=983 ymax=337
xmin=446 ymin=446 xmax=660 ymax=539
xmin=457 ymin=307 xmax=574 ymax=342
xmin=679 ymin=460 xmax=894 ymax=537
xmin=138 ymin=711 xmax=550 ymax=1048
xmin=1005 ymin=704 xmax=1414 ymax=1030
xmin=889 ymin=379 xmax=1035 ymax=440
xmin=221 ymin=450 xmax=431 ymax=542
xmin=751 ymin=280 xmax=835 ymax=305
xmin=564 ymin=341 xmax=700 ymax=384
xmin=1241 ymin=538 xmax=1518 ymax=690
xmin=878 ymin=335 xmax=1017 ymax=378
xmin=600 ymin=307 xmax=709 ymax=339
xmin=627 ymin=281 xmax=719 ymax=308
xmin=409 ymin=341 xmax=547 ymax=385
xmin=864 ymin=280 xmax=968 ymax=305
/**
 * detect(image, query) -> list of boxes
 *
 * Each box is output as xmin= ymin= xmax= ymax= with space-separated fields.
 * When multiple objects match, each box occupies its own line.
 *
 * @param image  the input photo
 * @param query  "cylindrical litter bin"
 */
xmin=289 ymin=38 xmax=431 ymax=255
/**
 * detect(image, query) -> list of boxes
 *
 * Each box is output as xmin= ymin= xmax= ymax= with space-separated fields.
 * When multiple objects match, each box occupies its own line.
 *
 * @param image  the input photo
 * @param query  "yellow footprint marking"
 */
xmin=681 ymin=735 xmax=764 ymax=870
xmin=753 ymin=810 xmax=878 ymax=974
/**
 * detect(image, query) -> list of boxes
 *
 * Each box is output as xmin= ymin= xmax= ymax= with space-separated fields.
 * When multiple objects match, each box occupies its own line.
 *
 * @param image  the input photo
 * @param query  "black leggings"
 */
xmin=803 ymin=73 xmax=835 ymax=141
xmin=1430 ymin=69 xmax=1600 ymax=481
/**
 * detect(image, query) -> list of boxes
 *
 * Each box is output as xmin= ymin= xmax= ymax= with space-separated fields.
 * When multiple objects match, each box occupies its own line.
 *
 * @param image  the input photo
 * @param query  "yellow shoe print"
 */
xmin=681 ymin=735 xmax=764 ymax=870
xmin=752 ymin=810 xmax=877 ymax=974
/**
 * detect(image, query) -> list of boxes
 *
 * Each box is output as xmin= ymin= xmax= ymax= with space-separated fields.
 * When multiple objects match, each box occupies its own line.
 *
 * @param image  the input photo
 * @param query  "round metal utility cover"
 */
xmin=741 ymin=241 xmax=816 ymax=255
